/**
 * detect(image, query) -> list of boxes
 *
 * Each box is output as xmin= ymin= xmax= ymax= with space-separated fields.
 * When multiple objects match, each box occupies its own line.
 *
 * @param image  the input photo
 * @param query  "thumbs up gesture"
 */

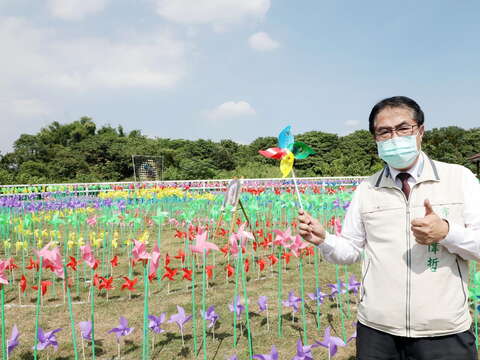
xmin=411 ymin=199 xmax=449 ymax=245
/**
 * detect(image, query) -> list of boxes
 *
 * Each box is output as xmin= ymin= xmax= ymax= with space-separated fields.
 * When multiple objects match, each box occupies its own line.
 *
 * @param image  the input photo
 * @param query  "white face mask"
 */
xmin=376 ymin=135 xmax=419 ymax=169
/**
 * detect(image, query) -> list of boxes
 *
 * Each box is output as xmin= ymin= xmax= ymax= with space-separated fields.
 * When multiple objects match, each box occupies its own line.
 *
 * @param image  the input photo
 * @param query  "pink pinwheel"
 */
xmin=273 ymin=228 xmax=294 ymax=247
xmin=189 ymin=230 xmax=219 ymax=255
xmin=108 ymin=317 xmax=134 ymax=342
xmin=132 ymin=239 xmax=150 ymax=263
xmin=288 ymin=235 xmax=309 ymax=257
xmin=232 ymin=223 xmax=254 ymax=248
xmin=149 ymin=244 xmax=161 ymax=276
xmin=0 ymin=260 xmax=8 ymax=285
xmin=253 ymin=345 xmax=279 ymax=360
xmin=80 ymin=244 xmax=99 ymax=270
xmin=228 ymin=234 xmax=240 ymax=257
xmin=33 ymin=327 xmax=62 ymax=351
xmin=333 ymin=218 xmax=342 ymax=236
xmin=86 ymin=216 xmax=97 ymax=226
xmin=36 ymin=242 xmax=64 ymax=278
xmin=8 ymin=325 xmax=20 ymax=355
xmin=292 ymin=338 xmax=319 ymax=360
xmin=315 ymin=326 xmax=346 ymax=358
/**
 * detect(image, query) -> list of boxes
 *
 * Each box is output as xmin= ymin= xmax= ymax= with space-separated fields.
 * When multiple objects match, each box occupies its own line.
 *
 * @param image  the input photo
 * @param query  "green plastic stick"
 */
xmin=64 ymin=263 xmax=79 ymax=360
xmin=191 ymin=252 xmax=198 ymax=355
xmin=33 ymin=257 xmax=44 ymax=360
xmin=239 ymin=249 xmax=253 ymax=359
xmin=343 ymin=264 xmax=351 ymax=318
xmin=142 ymin=262 xmax=150 ymax=359
xmin=233 ymin=254 xmax=240 ymax=347
xmin=298 ymin=256 xmax=307 ymax=344
xmin=335 ymin=264 xmax=347 ymax=342
xmin=314 ymin=247 xmax=321 ymax=328
xmin=1 ymin=286 xmax=6 ymax=360
xmin=277 ymin=246 xmax=283 ymax=338
xmin=90 ymin=268 xmax=96 ymax=360
xmin=201 ymin=250 xmax=207 ymax=360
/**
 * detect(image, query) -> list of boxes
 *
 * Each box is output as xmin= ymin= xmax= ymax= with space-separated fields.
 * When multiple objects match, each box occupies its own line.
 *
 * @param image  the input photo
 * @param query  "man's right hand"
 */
xmin=297 ymin=209 xmax=326 ymax=246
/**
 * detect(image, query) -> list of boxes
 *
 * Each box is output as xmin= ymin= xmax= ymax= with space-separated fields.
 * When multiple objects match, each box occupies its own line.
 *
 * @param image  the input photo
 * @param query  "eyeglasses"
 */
xmin=374 ymin=124 xmax=419 ymax=141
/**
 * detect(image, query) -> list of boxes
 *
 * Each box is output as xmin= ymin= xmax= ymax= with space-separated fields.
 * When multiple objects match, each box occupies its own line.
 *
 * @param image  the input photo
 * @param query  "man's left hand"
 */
xmin=411 ymin=199 xmax=449 ymax=245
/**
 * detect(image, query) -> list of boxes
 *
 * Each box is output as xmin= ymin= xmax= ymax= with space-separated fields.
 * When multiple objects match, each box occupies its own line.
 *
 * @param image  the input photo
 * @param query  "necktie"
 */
xmin=397 ymin=172 xmax=411 ymax=199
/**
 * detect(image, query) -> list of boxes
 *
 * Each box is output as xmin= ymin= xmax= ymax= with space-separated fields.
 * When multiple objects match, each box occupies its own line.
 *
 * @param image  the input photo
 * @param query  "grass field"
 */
xmin=2 ymin=226 xmax=361 ymax=360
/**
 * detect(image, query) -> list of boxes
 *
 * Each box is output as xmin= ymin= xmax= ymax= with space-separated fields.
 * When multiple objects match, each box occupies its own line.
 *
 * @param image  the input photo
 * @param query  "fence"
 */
xmin=0 ymin=176 xmax=367 ymax=197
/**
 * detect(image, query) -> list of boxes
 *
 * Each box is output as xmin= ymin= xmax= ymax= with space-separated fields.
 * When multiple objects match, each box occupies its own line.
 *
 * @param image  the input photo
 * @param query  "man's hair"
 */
xmin=368 ymin=96 xmax=424 ymax=134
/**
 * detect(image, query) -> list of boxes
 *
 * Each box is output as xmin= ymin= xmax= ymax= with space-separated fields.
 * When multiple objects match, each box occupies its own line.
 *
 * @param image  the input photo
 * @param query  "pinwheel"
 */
xmin=253 ymin=345 xmax=279 ymax=360
xmin=168 ymin=306 xmax=192 ymax=346
xmin=258 ymin=126 xmax=315 ymax=208
xmin=315 ymin=326 xmax=346 ymax=359
xmin=7 ymin=325 xmax=19 ymax=355
xmin=33 ymin=327 xmax=62 ymax=352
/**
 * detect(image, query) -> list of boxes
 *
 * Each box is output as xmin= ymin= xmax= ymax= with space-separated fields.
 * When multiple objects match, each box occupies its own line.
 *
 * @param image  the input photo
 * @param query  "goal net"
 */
xmin=132 ymin=155 xmax=163 ymax=182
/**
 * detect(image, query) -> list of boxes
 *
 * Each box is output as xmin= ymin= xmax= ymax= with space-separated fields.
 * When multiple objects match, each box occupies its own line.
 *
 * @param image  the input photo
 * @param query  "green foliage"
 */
xmin=0 ymin=118 xmax=478 ymax=184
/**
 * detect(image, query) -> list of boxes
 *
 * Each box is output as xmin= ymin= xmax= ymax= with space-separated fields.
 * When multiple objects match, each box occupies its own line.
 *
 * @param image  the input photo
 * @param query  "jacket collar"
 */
xmin=374 ymin=151 xmax=440 ymax=189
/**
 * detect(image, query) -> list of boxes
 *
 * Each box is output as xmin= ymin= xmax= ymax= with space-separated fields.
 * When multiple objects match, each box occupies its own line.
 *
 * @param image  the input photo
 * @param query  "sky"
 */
xmin=1 ymin=0 xmax=479 ymax=154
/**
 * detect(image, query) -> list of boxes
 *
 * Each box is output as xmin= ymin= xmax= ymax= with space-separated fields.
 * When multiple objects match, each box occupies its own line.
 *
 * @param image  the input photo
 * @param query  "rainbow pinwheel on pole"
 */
xmin=258 ymin=126 xmax=315 ymax=209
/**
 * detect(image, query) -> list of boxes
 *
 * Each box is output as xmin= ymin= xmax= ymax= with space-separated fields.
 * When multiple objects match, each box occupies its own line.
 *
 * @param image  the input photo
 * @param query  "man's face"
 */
xmin=374 ymin=106 xmax=424 ymax=149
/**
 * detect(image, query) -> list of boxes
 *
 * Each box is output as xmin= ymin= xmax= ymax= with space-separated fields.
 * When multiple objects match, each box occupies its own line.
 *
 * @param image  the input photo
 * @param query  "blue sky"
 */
xmin=1 ymin=0 xmax=479 ymax=154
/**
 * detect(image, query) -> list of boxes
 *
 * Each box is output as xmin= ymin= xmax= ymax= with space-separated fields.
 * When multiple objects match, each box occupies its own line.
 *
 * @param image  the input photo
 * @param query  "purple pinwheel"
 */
xmin=202 ymin=306 xmax=219 ymax=329
xmin=347 ymin=322 xmax=357 ymax=344
xmin=108 ymin=317 xmax=134 ymax=342
xmin=148 ymin=313 xmax=166 ymax=334
xmin=346 ymin=275 xmax=361 ymax=295
xmin=327 ymin=282 xmax=346 ymax=299
xmin=315 ymin=326 xmax=346 ymax=358
xmin=8 ymin=325 xmax=20 ymax=354
xmin=79 ymin=321 xmax=92 ymax=341
xmin=307 ymin=288 xmax=327 ymax=304
xmin=229 ymin=296 xmax=245 ymax=317
xmin=227 ymin=355 xmax=238 ymax=360
xmin=291 ymin=338 xmax=318 ymax=360
xmin=283 ymin=290 xmax=301 ymax=313
xmin=258 ymin=296 xmax=268 ymax=313
xmin=33 ymin=327 xmax=62 ymax=351
xmin=168 ymin=305 xmax=192 ymax=346
xmin=253 ymin=345 xmax=279 ymax=360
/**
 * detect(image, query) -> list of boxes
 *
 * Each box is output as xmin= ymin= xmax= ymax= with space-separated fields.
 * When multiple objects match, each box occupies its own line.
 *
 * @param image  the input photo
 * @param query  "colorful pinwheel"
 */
xmin=258 ymin=126 xmax=315 ymax=178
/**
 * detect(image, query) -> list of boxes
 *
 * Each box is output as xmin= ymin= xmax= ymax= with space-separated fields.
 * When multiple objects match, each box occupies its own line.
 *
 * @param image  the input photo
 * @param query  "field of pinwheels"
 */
xmin=2 ymin=179 xmax=471 ymax=359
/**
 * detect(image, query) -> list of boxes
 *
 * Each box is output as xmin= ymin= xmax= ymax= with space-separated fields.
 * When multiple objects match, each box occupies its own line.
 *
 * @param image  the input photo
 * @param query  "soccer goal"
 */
xmin=131 ymin=155 xmax=164 ymax=182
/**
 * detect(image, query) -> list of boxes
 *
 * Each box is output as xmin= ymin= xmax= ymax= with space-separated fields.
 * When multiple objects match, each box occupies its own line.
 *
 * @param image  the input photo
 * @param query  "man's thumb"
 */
xmin=424 ymin=199 xmax=434 ymax=216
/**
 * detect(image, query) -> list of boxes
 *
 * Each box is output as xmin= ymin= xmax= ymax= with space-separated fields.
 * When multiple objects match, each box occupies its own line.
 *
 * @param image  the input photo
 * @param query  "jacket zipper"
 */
xmin=455 ymin=259 xmax=467 ymax=306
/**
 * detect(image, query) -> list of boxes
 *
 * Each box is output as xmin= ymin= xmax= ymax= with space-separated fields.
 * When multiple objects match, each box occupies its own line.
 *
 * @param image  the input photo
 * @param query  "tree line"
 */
xmin=0 ymin=117 xmax=478 ymax=184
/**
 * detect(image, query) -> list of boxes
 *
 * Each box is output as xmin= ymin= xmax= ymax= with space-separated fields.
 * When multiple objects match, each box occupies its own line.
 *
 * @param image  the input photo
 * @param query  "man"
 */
xmin=298 ymin=96 xmax=480 ymax=359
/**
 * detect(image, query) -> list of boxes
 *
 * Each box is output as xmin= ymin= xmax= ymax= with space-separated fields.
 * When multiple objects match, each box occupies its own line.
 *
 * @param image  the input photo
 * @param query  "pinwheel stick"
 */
xmin=63 ymin=263 xmax=79 ymax=360
xmin=33 ymin=257 xmax=44 ymax=360
xmin=291 ymin=169 xmax=304 ymax=210
xmin=1 ymin=285 xmax=6 ymax=360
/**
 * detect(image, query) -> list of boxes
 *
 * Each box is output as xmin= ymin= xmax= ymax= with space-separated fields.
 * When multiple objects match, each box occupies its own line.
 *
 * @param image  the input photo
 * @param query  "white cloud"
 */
xmin=47 ymin=0 xmax=109 ymax=21
xmin=345 ymin=120 xmax=360 ymax=127
xmin=154 ymin=0 xmax=270 ymax=29
xmin=248 ymin=31 xmax=279 ymax=51
xmin=0 ymin=17 xmax=186 ymax=91
xmin=206 ymin=101 xmax=256 ymax=120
